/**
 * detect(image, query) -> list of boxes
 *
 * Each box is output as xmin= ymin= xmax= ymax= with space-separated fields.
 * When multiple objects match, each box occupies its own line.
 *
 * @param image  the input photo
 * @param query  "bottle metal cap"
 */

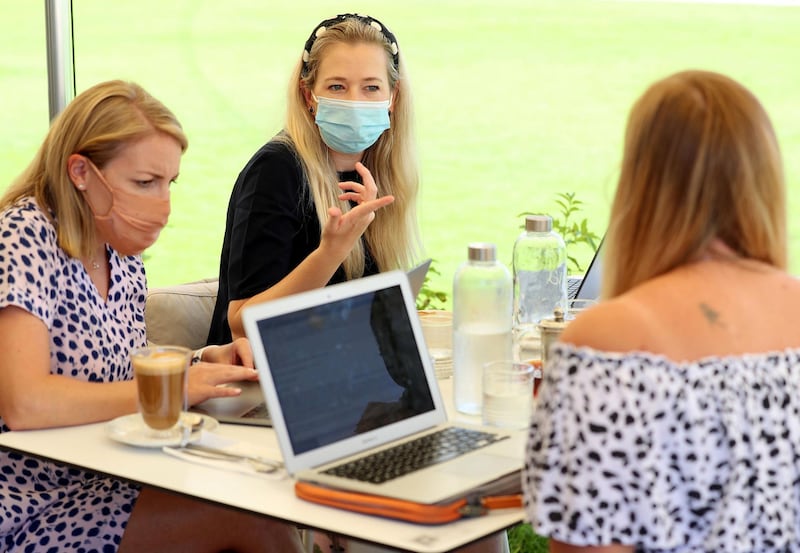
xmin=525 ymin=215 xmax=552 ymax=232
xmin=467 ymin=242 xmax=497 ymax=262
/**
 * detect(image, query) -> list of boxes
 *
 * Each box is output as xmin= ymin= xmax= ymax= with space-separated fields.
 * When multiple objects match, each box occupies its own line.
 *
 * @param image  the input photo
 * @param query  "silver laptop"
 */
xmin=242 ymin=270 xmax=525 ymax=504
xmin=193 ymin=260 xmax=433 ymax=428
xmin=566 ymin=238 xmax=604 ymax=301
xmin=407 ymin=257 xmax=432 ymax=299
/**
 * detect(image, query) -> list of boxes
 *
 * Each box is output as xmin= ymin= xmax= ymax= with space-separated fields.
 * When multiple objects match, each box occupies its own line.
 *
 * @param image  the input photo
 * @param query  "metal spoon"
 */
xmin=182 ymin=413 xmax=205 ymax=434
xmin=168 ymin=443 xmax=282 ymax=474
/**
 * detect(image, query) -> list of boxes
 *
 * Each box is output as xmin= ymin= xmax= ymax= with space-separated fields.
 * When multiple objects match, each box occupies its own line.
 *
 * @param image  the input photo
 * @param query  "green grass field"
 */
xmin=2 ymin=0 xmax=799 ymax=304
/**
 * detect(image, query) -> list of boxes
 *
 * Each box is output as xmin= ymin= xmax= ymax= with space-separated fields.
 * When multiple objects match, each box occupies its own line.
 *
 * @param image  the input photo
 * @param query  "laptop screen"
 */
xmin=575 ymin=238 xmax=603 ymax=301
xmin=254 ymin=284 xmax=436 ymax=455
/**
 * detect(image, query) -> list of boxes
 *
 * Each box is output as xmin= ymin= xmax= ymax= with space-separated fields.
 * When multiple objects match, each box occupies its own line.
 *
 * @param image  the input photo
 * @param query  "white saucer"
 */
xmin=105 ymin=412 xmax=219 ymax=448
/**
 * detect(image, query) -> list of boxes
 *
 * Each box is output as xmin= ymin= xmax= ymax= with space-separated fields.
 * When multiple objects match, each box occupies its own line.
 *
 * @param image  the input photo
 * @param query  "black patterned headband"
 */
xmin=301 ymin=14 xmax=400 ymax=76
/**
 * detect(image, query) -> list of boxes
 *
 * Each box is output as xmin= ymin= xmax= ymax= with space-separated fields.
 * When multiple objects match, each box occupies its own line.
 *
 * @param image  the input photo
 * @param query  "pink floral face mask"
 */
xmin=82 ymin=160 xmax=171 ymax=256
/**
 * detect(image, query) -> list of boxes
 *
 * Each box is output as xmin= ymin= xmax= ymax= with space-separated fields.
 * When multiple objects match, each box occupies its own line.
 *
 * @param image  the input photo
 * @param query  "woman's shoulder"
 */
xmin=247 ymin=135 xmax=300 ymax=166
xmin=237 ymin=135 xmax=303 ymax=185
xmin=563 ymin=262 xmax=800 ymax=355
xmin=0 ymin=196 xmax=56 ymax=243
xmin=2 ymin=195 xmax=44 ymax=218
xmin=560 ymin=263 xmax=710 ymax=352
xmin=560 ymin=292 xmax=657 ymax=352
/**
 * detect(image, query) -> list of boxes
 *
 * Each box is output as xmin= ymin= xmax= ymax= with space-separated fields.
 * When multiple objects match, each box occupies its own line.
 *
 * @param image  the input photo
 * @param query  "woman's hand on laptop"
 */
xmin=201 ymin=338 xmax=255 ymax=368
xmin=187 ymin=363 xmax=259 ymax=406
xmin=187 ymin=338 xmax=259 ymax=405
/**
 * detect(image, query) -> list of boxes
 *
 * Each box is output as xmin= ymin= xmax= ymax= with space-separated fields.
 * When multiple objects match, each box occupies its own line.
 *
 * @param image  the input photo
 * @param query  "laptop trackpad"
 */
xmin=431 ymin=453 xmax=519 ymax=478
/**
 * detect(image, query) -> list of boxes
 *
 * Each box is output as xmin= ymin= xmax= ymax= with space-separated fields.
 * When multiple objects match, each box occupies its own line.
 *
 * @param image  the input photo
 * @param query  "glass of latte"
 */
xmin=131 ymin=345 xmax=191 ymax=441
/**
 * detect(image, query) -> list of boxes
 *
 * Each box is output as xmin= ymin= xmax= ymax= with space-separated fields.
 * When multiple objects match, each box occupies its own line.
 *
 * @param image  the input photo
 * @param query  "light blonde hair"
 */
xmin=603 ymin=70 xmax=786 ymax=298
xmin=277 ymin=16 xmax=422 ymax=278
xmin=1 ymin=80 xmax=187 ymax=259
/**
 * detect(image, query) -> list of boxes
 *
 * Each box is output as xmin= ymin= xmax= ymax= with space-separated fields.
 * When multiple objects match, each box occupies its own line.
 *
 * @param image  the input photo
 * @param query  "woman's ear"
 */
xmin=300 ymin=83 xmax=315 ymax=113
xmin=389 ymin=81 xmax=400 ymax=114
xmin=67 ymin=154 xmax=89 ymax=190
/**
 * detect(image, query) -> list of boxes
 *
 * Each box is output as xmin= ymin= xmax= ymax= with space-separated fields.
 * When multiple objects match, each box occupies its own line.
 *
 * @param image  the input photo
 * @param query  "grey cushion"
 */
xmin=145 ymin=278 xmax=218 ymax=350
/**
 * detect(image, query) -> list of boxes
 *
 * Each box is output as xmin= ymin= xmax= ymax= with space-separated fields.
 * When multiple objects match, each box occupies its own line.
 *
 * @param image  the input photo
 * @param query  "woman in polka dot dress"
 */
xmin=523 ymin=70 xmax=800 ymax=553
xmin=0 ymin=80 xmax=304 ymax=552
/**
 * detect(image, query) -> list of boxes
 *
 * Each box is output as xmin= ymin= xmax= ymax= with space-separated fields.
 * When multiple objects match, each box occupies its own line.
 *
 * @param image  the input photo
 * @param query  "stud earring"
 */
xmin=77 ymin=185 xmax=86 ymax=190
xmin=308 ymin=106 xmax=314 ymax=114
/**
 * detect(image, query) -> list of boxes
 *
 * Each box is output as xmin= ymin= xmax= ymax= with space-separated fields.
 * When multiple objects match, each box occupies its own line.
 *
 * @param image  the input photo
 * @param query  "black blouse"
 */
xmin=206 ymin=138 xmax=377 ymax=345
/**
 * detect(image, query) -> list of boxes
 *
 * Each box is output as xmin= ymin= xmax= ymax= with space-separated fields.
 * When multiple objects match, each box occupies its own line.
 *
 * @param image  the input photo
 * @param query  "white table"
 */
xmin=0 ymin=379 xmax=526 ymax=553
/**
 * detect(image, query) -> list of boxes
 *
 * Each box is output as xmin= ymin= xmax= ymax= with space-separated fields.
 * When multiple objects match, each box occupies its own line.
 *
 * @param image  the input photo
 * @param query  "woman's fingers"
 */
xmin=230 ymin=337 xmax=254 ymax=368
xmin=338 ymin=162 xmax=378 ymax=204
xmin=187 ymin=364 xmax=259 ymax=405
xmin=339 ymin=195 xmax=394 ymax=232
xmin=327 ymin=195 xmax=393 ymax=232
xmin=201 ymin=339 xmax=254 ymax=368
xmin=320 ymin=195 xmax=394 ymax=262
xmin=354 ymin=161 xmax=376 ymax=189
xmin=352 ymin=194 xmax=394 ymax=215
xmin=337 ymin=189 xmax=365 ymax=203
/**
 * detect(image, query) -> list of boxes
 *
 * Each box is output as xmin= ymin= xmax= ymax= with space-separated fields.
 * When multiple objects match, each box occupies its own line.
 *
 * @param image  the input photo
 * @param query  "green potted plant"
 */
xmin=416 ymin=260 xmax=448 ymax=310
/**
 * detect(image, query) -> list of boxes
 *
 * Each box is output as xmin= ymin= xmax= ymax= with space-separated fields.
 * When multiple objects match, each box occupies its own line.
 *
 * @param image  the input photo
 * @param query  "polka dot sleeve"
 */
xmin=0 ymin=198 xmax=62 ymax=328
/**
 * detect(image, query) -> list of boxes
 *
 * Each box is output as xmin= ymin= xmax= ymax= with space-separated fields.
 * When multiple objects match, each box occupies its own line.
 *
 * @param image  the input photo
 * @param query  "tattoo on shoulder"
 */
xmin=699 ymin=302 xmax=723 ymax=327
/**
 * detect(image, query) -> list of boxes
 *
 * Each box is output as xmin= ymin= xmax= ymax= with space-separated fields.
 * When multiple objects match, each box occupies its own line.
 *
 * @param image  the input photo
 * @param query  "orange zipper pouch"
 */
xmin=295 ymin=481 xmax=522 ymax=525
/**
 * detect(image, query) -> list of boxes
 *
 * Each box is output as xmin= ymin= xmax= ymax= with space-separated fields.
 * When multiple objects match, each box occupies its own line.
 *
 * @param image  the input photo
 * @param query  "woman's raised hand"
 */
xmin=337 ymin=161 xmax=378 ymax=205
xmin=321 ymin=162 xmax=394 ymax=261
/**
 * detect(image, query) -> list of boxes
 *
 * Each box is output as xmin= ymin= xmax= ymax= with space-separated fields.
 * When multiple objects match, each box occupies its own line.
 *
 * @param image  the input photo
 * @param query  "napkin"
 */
xmin=162 ymin=430 xmax=287 ymax=480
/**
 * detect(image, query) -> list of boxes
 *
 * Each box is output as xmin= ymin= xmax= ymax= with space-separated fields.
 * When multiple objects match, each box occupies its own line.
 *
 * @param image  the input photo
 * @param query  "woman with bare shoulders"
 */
xmin=523 ymin=70 xmax=800 ymax=553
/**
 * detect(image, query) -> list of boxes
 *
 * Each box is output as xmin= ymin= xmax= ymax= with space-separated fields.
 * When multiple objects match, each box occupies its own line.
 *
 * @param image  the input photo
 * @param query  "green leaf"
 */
xmin=416 ymin=259 xmax=449 ymax=310
xmin=507 ymin=523 xmax=549 ymax=553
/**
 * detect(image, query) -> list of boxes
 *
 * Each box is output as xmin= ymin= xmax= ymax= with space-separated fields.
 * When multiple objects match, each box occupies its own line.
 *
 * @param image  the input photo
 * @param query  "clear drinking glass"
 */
xmin=482 ymin=360 xmax=534 ymax=429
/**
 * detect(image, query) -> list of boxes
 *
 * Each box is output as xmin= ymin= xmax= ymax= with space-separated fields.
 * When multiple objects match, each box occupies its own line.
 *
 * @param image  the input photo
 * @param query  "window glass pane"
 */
xmin=0 ymin=4 xmax=49 ymax=193
xmin=63 ymin=1 xmax=800 ymax=298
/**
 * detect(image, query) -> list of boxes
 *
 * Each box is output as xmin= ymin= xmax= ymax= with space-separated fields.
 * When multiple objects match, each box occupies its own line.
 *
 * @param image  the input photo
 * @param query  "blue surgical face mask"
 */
xmin=313 ymin=95 xmax=391 ymax=154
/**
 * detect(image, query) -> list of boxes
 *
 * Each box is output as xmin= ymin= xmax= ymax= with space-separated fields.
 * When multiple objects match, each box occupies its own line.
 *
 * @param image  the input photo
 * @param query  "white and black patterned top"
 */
xmin=523 ymin=342 xmax=800 ymax=553
xmin=0 ymin=197 xmax=146 ymax=551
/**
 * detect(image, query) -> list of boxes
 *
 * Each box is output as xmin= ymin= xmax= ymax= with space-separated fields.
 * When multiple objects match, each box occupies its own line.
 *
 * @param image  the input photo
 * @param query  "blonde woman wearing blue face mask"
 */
xmin=208 ymin=13 xmax=423 ymax=344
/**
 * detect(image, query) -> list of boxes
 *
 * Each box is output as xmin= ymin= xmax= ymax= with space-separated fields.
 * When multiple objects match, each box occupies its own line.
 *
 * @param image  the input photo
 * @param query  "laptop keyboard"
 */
xmin=321 ymin=427 xmax=506 ymax=484
xmin=567 ymin=275 xmax=582 ymax=299
xmin=242 ymin=402 xmax=269 ymax=419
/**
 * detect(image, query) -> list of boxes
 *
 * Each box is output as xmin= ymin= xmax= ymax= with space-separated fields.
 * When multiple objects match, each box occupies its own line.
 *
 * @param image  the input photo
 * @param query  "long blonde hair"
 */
xmin=1 ymin=80 xmax=187 ymax=259
xmin=603 ymin=70 xmax=785 ymax=298
xmin=277 ymin=15 xmax=421 ymax=278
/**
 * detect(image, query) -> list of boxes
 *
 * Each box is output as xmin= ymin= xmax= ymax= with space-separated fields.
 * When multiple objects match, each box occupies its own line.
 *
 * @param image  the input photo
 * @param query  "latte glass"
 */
xmin=131 ymin=345 xmax=191 ymax=440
